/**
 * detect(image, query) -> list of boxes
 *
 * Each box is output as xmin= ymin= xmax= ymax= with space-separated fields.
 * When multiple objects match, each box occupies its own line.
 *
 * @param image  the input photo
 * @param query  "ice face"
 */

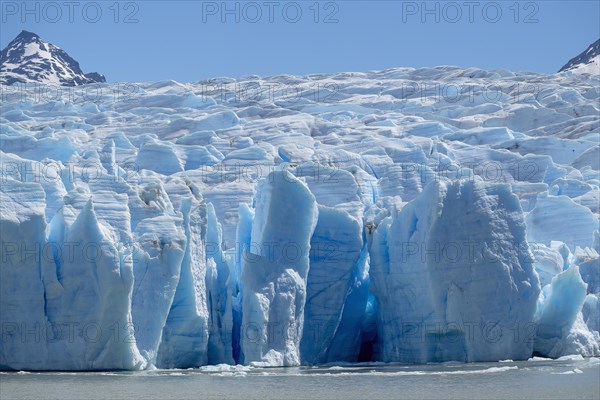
xmin=156 ymin=199 xmax=210 ymax=369
xmin=300 ymin=205 xmax=363 ymax=364
xmin=0 ymin=180 xmax=52 ymax=370
xmin=369 ymin=179 xmax=540 ymax=363
xmin=240 ymin=170 xmax=318 ymax=366
xmin=1 ymin=66 xmax=599 ymax=370
xmin=534 ymin=266 xmax=600 ymax=358
xmin=205 ymin=203 xmax=234 ymax=365
xmin=1 ymin=183 xmax=145 ymax=370
xmin=131 ymin=215 xmax=186 ymax=366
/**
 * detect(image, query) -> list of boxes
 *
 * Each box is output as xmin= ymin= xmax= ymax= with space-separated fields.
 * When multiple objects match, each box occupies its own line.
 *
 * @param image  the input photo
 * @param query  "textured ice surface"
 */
xmin=240 ymin=170 xmax=318 ymax=366
xmin=526 ymin=193 xmax=599 ymax=250
xmin=1 ymin=66 xmax=599 ymax=369
xmin=301 ymin=206 xmax=363 ymax=364
xmin=156 ymin=199 xmax=210 ymax=369
xmin=369 ymin=178 xmax=540 ymax=363
xmin=131 ymin=215 xmax=186 ymax=366
xmin=0 ymin=183 xmax=144 ymax=370
xmin=534 ymin=266 xmax=600 ymax=358
xmin=532 ymin=243 xmax=565 ymax=287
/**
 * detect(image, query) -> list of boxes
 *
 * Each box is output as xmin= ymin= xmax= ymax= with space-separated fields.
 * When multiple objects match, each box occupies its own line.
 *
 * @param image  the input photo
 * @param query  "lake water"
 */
xmin=1 ymin=357 xmax=599 ymax=400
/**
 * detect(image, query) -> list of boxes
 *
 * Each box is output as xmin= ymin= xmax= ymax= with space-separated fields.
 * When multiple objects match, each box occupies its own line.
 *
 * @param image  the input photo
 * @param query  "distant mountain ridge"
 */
xmin=0 ymin=30 xmax=106 ymax=86
xmin=559 ymin=39 xmax=600 ymax=75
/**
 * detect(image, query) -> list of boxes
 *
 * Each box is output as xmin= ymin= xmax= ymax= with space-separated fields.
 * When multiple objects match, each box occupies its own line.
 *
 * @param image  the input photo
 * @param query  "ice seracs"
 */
xmin=1 ymin=62 xmax=599 ymax=370
xmin=157 ymin=198 xmax=211 ymax=369
xmin=0 ymin=180 xmax=52 ymax=370
xmin=131 ymin=215 xmax=187 ymax=366
xmin=240 ymin=170 xmax=318 ymax=366
xmin=526 ymin=193 xmax=599 ymax=250
xmin=369 ymin=178 xmax=540 ymax=363
xmin=301 ymin=205 xmax=363 ymax=364
xmin=0 ymin=183 xmax=145 ymax=370
xmin=534 ymin=265 xmax=599 ymax=358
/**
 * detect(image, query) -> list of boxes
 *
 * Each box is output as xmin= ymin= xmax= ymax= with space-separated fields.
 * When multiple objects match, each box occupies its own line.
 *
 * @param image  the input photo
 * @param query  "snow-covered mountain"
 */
xmin=0 ymin=30 xmax=105 ymax=86
xmin=559 ymin=39 xmax=600 ymax=75
xmin=1 ymin=66 xmax=599 ymax=371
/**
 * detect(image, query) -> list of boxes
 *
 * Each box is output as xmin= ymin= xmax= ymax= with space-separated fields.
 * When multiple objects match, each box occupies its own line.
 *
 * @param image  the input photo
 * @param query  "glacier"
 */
xmin=1 ymin=66 xmax=599 ymax=370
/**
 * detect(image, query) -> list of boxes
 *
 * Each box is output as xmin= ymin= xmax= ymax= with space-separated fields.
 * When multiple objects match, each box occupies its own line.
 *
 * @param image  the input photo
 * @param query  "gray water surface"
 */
xmin=1 ymin=357 xmax=599 ymax=400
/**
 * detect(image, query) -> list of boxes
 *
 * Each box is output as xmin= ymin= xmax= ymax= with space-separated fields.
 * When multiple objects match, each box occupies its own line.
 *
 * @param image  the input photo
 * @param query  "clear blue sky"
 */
xmin=1 ymin=1 xmax=599 ymax=82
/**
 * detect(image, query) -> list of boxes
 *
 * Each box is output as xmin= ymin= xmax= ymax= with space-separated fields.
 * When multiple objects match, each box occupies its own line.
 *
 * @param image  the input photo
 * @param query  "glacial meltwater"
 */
xmin=1 ymin=357 xmax=599 ymax=400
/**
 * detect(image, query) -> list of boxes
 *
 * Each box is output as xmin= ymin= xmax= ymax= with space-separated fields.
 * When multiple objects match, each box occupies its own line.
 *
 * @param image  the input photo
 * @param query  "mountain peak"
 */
xmin=16 ymin=30 xmax=40 ymax=40
xmin=0 ymin=31 xmax=106 ymax=86
xmin=559 ymin=39 xmax=600 ymax=75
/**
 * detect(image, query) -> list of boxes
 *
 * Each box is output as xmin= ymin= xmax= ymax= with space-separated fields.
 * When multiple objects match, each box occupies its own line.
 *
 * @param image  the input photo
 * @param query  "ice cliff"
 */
xmin=1 ymin=66 xmax=599 ymax=369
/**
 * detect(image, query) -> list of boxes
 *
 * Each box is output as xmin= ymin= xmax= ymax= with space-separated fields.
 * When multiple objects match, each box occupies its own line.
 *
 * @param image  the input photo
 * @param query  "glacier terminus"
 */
xmin=1 ymin=57 xmax=599 ymax=370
